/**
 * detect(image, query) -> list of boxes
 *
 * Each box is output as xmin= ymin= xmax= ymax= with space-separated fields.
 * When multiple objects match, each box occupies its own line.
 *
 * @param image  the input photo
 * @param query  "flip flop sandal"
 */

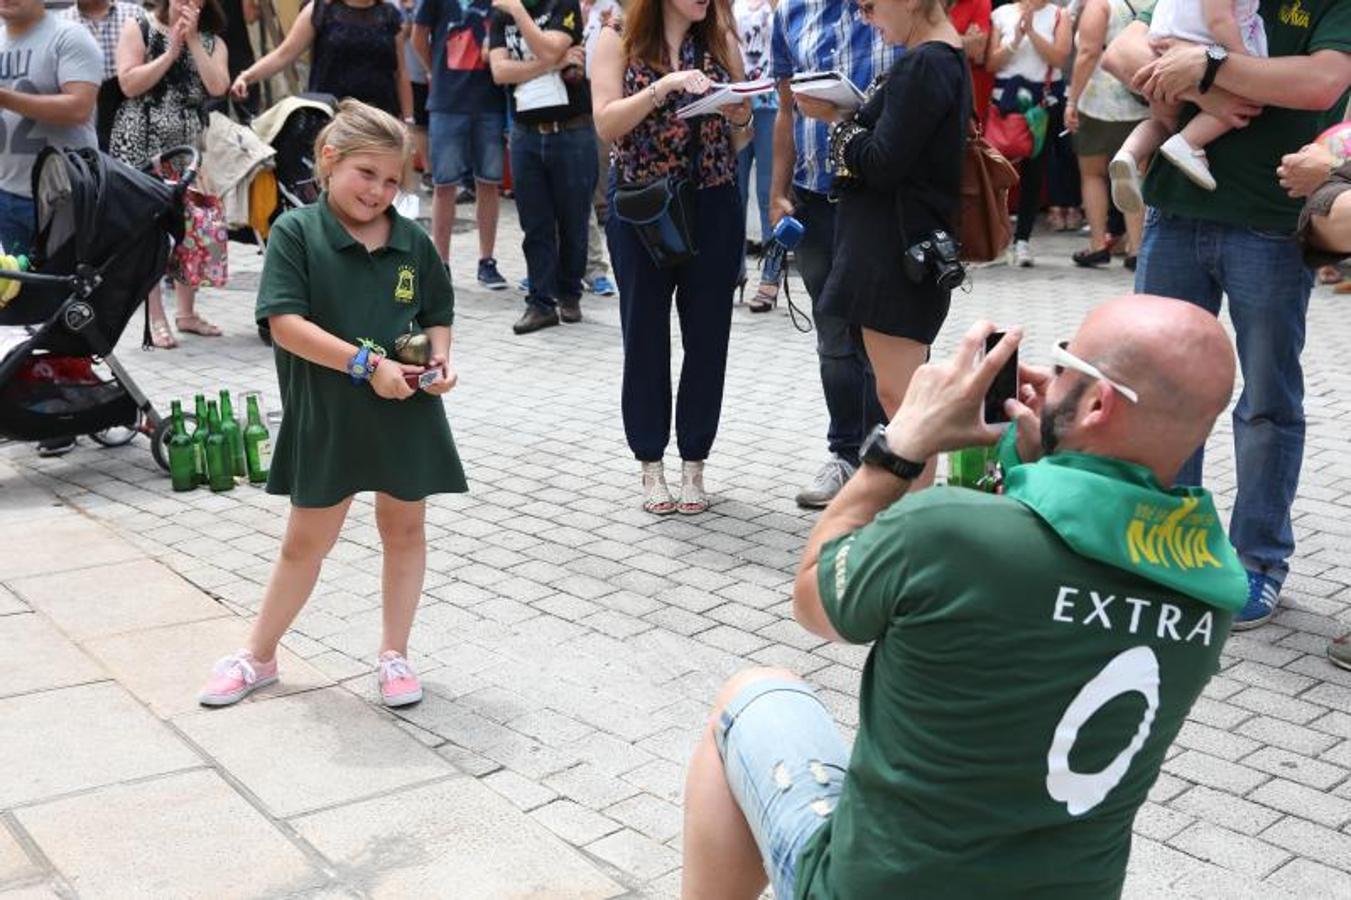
xmin=176 ymin=315 xmax=223 ymax=337
xmin=150 ymin=319 xmax=178 ymax=349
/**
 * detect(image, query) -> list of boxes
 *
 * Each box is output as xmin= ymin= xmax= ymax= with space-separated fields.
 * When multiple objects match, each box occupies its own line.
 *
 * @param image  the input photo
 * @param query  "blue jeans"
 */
xmin=714 ymin=679 xmax=848 ymax=898
xmin=737 ymin=106 xmax=776 ymax=241
xmin=511 ymin=124 xmax=598 ymax=310
xmin=1135 ymin=208 xmax=1312 ymax=584
xmin=428 ymin=111 xmax=506 ymax=186
xmin=795 ymin=189 xmax=885 ymax=466
xmin=0 ymin=188 xmax=35 ymax=257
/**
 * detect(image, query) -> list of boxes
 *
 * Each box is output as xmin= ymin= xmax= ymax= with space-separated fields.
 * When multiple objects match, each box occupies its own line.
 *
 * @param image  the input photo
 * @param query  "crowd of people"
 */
xmin=5 ymin=0 xmax=1351 ymax=892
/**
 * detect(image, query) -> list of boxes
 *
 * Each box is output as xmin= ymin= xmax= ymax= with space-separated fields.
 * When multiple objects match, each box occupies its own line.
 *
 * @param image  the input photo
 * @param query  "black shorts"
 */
xmin=411 ymin=82 xmax=429 ymax=128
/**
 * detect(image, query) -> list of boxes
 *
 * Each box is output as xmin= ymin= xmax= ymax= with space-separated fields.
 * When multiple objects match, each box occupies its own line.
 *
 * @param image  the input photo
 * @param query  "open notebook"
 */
xmin=789 ymin=71 xmax=867 ymax=111
xmin=675 ymin=78 xmax=776 ymax=119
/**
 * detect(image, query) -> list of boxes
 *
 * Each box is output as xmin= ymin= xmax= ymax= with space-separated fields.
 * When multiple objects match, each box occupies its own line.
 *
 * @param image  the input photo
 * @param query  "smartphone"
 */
xmin=984 ymin=331 xmax=1018 ymax=424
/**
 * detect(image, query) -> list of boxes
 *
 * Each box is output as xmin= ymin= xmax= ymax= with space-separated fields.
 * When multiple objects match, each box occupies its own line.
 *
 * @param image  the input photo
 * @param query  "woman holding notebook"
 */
xmin=591 ymin=0 xmax=751 ymax=516
xmin=797 ymin=0 xmax=967 ymax=488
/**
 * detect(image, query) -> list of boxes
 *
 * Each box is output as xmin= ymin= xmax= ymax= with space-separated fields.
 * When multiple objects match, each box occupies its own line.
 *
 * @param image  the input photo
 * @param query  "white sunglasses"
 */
xmin=1052 ymin=341 xmax=1139 ymax=404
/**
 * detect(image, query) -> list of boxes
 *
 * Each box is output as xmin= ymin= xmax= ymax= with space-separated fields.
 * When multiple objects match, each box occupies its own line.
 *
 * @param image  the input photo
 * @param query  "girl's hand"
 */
xmin=423 ymin=355 xmax=458 ymax=395
xmin=370 ymin=358 xmax=417 ymax=400
xmin=230 ymin=74 xmax=250 ymax=99
xmin=718 ymin=98 xmax=751 ymax=123
xmin=655 ymin=69 xmax=713 ymax=102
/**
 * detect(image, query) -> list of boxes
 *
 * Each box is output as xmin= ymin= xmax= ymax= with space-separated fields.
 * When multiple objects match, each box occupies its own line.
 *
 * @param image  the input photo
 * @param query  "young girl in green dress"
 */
xmin=198 ymin=100 xmax=466 ymax=709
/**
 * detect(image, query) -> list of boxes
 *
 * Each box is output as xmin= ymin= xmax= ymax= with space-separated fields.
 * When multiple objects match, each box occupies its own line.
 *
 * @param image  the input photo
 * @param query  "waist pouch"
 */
xmin=613 ymin=175 xmax=699 ymax=268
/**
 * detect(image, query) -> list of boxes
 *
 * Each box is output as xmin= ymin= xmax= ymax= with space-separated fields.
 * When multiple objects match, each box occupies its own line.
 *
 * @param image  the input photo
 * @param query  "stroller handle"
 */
xmin=147 ymin=145 xmax=202 ymax=196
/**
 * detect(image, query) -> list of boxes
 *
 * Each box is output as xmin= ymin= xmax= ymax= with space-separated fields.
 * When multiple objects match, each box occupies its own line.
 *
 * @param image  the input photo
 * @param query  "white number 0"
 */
xmin=1046 ymin=646 xmax=1160 ymax=816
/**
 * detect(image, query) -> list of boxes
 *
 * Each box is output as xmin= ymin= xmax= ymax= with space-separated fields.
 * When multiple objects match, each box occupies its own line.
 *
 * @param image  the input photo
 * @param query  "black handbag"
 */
xmin=613 ymin=62 xmax=706 ymax=269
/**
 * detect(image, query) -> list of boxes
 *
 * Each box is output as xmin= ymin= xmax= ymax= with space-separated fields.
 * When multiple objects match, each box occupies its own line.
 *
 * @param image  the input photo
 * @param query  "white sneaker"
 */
xmin=1010 ymin=240 xmax=1034 ymax=268
xmin=1160 ymin=134 xmax=1217 ymax=191
xmin=1109 ymin=149 xmax=1144 ymax=214
xmin=795 ymin=455 xmax=856 ymax=509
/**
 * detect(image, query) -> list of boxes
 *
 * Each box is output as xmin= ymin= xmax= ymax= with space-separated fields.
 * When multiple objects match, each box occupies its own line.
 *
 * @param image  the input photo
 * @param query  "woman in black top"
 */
xmin=802 ymin=0 xmax=966 ymax=481
xmin=230 ymin=0 xmax=411 ymax=120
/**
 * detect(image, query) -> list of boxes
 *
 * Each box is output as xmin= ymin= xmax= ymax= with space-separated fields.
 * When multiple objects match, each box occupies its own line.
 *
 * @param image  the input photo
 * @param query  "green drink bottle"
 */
xmin=204 ymin=400 xmax=234 ymax=493
xmin=190 ymin=393 xmax=209 ymax=484
xmin=166 ymin=400 xmax=197 ymax=492
xmin=243 ymin=394 xmax=271 ymax=484
xmin=948 ymin=445 xmax=1000 ymax=492
xmin=219 ymin=390 xmax=246 ymax=479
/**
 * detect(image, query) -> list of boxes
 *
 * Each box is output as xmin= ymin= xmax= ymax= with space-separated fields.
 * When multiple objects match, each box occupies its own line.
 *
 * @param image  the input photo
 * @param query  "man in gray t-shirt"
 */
xmin=0 ymin=0 xmax=100 ymax=255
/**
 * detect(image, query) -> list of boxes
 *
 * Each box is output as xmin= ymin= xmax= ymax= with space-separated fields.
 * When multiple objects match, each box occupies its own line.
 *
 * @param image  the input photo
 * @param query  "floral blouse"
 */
xmin=610 ymin=28 xmax=737 ymax=189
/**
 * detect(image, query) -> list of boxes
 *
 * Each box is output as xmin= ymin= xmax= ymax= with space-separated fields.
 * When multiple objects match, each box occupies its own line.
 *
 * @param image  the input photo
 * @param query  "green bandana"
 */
xmin=996 ymin=430 xmax=1247 ymax=612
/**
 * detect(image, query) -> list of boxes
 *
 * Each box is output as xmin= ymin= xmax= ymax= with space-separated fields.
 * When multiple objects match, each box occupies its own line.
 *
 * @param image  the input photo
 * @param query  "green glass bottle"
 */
xmin=948 ymin=445 xmax=1000 ymax=492
xmin=219 ymin=389 xmax=246 ymax=479
xmin=166 ymin=400 xmax=197 ymax=492
xmin=243 ymin=394 xmax=271 ymax=484
xmin=204 ymin=400 xmax=234 ymax=493
xmin=190 ymin=393 xmax=209 ymax=484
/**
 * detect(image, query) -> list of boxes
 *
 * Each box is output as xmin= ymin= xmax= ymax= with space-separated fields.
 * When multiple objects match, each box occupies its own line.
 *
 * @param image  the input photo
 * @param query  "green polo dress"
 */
xmin=255 ymin=198 xmax=468 ymax=508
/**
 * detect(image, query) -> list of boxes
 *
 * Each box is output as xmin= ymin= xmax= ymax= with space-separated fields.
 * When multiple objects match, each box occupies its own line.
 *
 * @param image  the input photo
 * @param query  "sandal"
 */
xmin=677 ymin=460 xmax=708 ymax=515
xmin=1318 ymin=265 xmax=1343 ymax=285
xmin=749 ymin=279 xmax=779 ymax=313
xmin=641 ymin=461 xmax=676 ymax=515
xmin=175 ymin=314 xmax=223 ymax=337
xmin=1072 ymin=247 xmax=1111 ymax=268
xmin=150 ymin=319 xmax=178 ymax=349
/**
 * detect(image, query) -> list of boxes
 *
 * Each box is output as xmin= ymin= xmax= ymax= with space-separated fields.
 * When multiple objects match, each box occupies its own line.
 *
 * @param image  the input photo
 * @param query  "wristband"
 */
xmin=648 ymin=83 xmax=660 ymax=107
xmin=347 ymin=346 xmax=374 ymax=384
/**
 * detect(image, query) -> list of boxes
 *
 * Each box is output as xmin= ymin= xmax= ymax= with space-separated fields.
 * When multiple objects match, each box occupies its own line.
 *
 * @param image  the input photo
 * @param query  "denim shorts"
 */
xmin=428 ymin=111 xmax=505 ymax=186
xmin=714 ymin=679 xmax=849 ymax=898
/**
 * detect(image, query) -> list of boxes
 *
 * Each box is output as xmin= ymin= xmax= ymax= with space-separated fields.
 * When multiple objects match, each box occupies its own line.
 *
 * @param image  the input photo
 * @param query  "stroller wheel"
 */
xmin=90 ymin=425 xmax=138 ymax=448
xmin=149 ymin=414 xmax=181 ymax=473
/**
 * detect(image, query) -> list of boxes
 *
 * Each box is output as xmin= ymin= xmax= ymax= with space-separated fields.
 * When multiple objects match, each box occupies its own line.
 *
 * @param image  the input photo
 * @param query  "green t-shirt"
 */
xmin=256 ymin=198 xmax=468 ymax=507
xmin=1142 ymin=0 xmax=1351 ymax=231
xmin=799 ymin=483 xmax=1233 ymax=899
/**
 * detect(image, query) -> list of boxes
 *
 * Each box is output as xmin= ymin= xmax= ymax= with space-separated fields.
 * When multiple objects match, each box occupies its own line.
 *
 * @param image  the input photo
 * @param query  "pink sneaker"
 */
xmin=377 ymin=651 xmax=423 ymax=707
xmin=198 ymin=651 xmax=278 ymax=707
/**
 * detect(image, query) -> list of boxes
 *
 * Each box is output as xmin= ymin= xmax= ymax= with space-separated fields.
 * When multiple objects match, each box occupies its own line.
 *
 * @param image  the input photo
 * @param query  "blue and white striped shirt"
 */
xmin=770 ymin=0 xmax=900 ymax=195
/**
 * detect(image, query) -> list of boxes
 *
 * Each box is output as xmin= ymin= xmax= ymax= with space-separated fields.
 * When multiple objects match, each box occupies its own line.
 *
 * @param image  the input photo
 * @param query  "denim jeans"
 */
xmin=1135 ymin=208 xmax=1312 ymax=584
xmin=511 ymin=124 xmax=598 ymax=310
xmin=0 ymin=188 xmax=35 ymax=257
xmin=794 ymin=189 xmax=885 ymax=466
xmin=737 ymin=106 xmax=776 ymax=241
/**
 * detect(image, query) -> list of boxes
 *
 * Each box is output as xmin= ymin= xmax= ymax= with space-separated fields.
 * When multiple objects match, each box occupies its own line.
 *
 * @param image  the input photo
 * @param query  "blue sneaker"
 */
xmin=1234 ymin=570 xmax=1280 ymax=631
xmin=587 ymin=274 xmax=617 ymax=297
xmin=477 ymin=257 xmax=508 ymax=290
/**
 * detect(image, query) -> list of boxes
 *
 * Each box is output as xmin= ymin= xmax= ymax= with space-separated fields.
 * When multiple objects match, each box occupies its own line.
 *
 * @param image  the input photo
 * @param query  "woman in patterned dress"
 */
xmin=113 ymin=0 xmax=230 ymax=347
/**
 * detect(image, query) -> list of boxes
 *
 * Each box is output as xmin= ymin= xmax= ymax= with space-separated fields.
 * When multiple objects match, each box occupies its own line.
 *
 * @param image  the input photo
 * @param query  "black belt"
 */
xmin=523 ymin=114 xmax=593 ymax=135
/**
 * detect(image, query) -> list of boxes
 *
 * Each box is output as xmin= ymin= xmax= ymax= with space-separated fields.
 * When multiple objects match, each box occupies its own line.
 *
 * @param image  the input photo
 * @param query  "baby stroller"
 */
xmin=0 ymin=145 xmax=199 ymax=471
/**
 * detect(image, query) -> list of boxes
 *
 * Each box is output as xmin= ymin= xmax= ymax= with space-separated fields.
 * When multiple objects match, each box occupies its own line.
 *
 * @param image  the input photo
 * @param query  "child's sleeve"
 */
xmin=255 ymin=216 xmax=311 ymax=324
xmin=416 ymin=237 xmax=455 ymax=328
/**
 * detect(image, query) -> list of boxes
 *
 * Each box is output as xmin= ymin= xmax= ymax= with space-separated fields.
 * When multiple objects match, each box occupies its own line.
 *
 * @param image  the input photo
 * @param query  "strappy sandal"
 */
xmin=641 ymin=461 xmax=676 ymax=515
xmin=150 ymin=319 xmax=178 ymax=349
xmin=749 ymin=279 xmax=779 ymax=313
xmin=677 ymin=460 xmax=708 ymax=515
xmin=175 ymin=314 xmax=223 ymax=337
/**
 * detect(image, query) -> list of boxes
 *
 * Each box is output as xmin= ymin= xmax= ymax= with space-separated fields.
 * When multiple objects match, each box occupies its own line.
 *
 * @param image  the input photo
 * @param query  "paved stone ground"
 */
xmin=5 ymin=192 xmax=1351 ymax=898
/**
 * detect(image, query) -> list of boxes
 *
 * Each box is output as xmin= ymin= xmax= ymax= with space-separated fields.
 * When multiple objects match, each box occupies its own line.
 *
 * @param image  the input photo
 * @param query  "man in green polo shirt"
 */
xmin=680 ymin=296 xmax=1245 ymax=899
xmin=1101 ymin=1 xmax=1351 ymax=631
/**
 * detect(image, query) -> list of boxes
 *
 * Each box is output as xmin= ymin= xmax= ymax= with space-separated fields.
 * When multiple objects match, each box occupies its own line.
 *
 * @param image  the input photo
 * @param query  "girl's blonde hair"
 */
xmin=313 ymin=99 xmax=413 ymax=188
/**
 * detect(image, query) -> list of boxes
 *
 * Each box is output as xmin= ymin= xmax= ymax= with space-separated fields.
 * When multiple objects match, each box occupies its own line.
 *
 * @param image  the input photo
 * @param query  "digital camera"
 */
xmin=902 ymin=230 xmax=965 ymax=291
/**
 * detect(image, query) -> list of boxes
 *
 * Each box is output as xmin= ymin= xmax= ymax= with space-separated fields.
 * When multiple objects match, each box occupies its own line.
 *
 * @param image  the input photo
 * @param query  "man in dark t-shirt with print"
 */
xmin=1102 ymin=0 xmax=1351 ymax=632
xmin=488 ymin=0 xmax=596 ymax=334
xmin=682 ymin=297 xmax=1248 ymax=899
xmin=413 ymin=0 xmax=511 ymax=289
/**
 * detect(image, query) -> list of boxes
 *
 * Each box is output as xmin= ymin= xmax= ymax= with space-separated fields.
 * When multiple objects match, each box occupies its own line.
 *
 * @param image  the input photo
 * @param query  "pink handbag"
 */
xmin=170 ymin=188 xmax=229 ymax=288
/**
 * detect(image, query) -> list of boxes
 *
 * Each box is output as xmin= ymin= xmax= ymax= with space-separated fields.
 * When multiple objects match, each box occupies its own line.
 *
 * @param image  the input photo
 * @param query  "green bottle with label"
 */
xmin=204 ymin=400 xmax=234 ymax=493
xmin=190 ymin=393 xmax=209 ymax=484
xmin=219 ymin=389 xmax=246 ymax=479
xmin=166 ymin=400 xmax=197 ymax=492
xmin=243 ymin=394 xmax=271 ymax=484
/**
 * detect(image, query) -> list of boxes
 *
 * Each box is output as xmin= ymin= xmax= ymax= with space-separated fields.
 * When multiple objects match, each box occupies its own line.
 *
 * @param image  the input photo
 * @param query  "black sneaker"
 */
xmin=559 ymin=300 xmax=582 ymax=323
xmin=513 ymin=306 xmax=560 ymax=335
xmin=477 ymin=258 xmax=508 ymax=291
xmin=37 ymin=437 xmax=76 ymax=457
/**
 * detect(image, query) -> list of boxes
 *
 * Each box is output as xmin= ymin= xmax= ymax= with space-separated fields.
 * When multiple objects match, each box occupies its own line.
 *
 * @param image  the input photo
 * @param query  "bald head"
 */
xmin=1062 ymin=295 xmax=1235 ymax=481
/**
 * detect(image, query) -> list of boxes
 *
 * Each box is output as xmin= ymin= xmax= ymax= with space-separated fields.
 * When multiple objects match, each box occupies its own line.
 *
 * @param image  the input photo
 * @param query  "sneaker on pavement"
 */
xmin=587 ymin=274 xmax=617 ymax=296
xmin=1233 ymin=570 xmax=1280 ymax=631
xmin=198 ymin=650 xmax=278 ymax=707
xmin=37 ymin=437 xmax=76 ymax=457
xmin=1329 ymin=633 xmax=1351 ymax=670
xmin=559 ymin=299 xmax=582 ymax=323
xmin=477 ymin=257 xmax=508 ymax=290
xmin=795 ymin=455 xmax=857 ymax=509
xmin=1010 ymin=240 xmax=1034 ymax=268
xmin=513 ymin=305 xmax=560 ymax=335
xmin=518 ymin=276 xmax=530 ymax=292
xmin=378 ymin=651 xmax=423 ymax=707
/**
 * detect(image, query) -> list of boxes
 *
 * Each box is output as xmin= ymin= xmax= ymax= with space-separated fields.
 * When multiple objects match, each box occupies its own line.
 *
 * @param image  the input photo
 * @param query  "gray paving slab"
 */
xmin=0 ymin=614 xmax=106 ymax=700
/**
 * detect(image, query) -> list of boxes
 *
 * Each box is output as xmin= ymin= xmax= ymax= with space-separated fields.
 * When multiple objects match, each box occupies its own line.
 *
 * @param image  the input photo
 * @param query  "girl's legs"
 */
xmin=1120 ymin=105 xmax=1177 ymax=163
xmin=1178 ymin=111 xmax=1232 ymax=152
xmin=174 ymin=281 xmax=223 ymax=335
xmin=146 ymin=284 xmax=176 ymax=348
xmin=1014 ymin=151 xmax=1048 ymax=243
xmin=860 ymin=328 xmax=937 ymax=489
xmin=374 ymin=493 xmax=427 ymax=657
xmin=1079 ymin=154 xmax=1111 ymax=252
xmin=248 ymin=498 xmax=354 ymax=662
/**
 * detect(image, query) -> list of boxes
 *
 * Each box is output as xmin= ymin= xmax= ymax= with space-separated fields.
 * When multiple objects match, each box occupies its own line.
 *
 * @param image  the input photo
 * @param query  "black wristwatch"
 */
xmin=1199 ymin=44 xmax=1228 ymax=94
xmin=860 ymin=424 xmax=926 ymax=481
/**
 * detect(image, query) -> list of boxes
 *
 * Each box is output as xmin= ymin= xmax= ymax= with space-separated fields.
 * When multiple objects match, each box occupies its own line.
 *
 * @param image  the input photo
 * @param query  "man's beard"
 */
xmin=1040 ymin=381 xmax=1090 ymax=457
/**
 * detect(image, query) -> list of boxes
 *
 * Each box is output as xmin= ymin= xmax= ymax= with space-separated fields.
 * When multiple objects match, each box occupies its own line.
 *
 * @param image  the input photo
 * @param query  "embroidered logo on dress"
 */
xmin=394 ymin=265 xmax=416 ymax=304
xmin=1279 ymin=0 xmax=1311 ymax=28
